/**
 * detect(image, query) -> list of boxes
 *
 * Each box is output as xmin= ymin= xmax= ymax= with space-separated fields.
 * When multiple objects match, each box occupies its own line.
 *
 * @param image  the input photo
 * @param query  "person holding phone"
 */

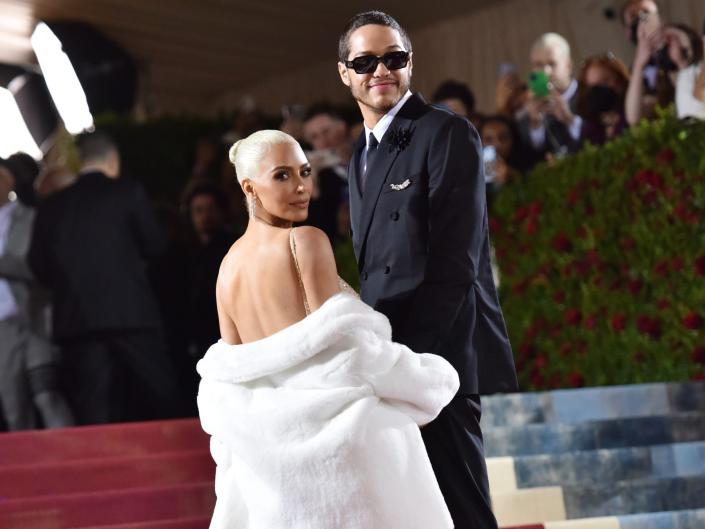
xmin=516 ymin=32 xmax=582 ymax=163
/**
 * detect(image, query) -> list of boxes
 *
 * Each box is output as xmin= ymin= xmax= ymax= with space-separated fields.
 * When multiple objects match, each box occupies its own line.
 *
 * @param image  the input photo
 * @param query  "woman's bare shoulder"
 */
xmin=293 ymin=226 xmax=336 ymax=270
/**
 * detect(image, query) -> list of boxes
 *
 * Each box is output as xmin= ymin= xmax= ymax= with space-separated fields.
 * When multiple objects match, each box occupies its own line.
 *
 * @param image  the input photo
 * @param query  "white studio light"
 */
xmin=0 ymin=87 xmax=42 ymax=160
xmin=31 ymin=22 xmax=94 ymax=135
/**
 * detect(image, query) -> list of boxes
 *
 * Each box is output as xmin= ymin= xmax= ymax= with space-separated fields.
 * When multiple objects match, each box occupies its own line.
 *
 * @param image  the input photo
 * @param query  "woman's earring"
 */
xmin=248 ymin=194 xmax=257 ymax=218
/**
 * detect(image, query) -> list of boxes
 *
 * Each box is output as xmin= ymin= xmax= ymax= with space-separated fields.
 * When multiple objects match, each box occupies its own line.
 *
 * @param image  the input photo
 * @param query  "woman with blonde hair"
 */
xmin=196 ymin=129 xmax=458 ymax=529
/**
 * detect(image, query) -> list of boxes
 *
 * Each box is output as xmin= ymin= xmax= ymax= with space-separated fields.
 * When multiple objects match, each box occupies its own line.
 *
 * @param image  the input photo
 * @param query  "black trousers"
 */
xmin=421 ymin=395 xmax=498 ymax=529
xmin=61 ymin=331 xmax=181 ymax=425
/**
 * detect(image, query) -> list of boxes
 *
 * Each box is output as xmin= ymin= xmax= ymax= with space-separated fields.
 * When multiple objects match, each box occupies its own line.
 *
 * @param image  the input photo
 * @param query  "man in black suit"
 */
xmin=29 ymin=132 xmax=178 ymax=424
xmin=337 ymin=11 xmax=518 ymax=528
xmin=516 ymin=32 xmax=583 ymax=161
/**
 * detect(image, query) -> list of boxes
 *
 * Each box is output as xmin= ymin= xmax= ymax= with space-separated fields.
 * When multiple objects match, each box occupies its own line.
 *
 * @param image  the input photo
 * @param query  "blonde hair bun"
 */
xmin=228 ymin=130 xmax=300 ymax=184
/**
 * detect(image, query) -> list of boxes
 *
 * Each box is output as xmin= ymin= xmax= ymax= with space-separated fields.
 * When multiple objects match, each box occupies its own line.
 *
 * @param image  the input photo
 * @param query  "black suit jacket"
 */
xmin=348 ymin=93 xmax=518 ymax=394
xmin=29 ymin=171 xmax=165 ymax=341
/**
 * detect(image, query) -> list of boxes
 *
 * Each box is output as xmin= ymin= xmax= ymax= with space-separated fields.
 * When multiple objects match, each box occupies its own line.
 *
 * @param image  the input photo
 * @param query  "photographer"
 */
xmin=622 ymin=1 xmax=677 ymax=124
xmin=516 ymin=33 xmax=583 ymax=163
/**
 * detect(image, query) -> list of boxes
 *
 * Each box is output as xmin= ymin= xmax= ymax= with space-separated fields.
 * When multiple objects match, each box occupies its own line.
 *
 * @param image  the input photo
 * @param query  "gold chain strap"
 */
xmin=289 ymin=228 xmax=311 ymax=315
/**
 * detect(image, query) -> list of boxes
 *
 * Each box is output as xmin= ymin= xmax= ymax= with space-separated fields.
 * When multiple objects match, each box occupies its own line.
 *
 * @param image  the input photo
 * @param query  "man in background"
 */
xmin=517 ymin=32 xmax=582 ymax=160
xmin=29 ymin=132 xmax=178 ymax=424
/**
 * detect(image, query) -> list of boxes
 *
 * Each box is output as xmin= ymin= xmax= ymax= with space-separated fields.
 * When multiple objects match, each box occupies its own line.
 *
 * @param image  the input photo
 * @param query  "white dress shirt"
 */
xmin=529 ymin=78 xmax=583 ymax=149
xmin=0 ymin=201 xmax=19 ymax=321
xmin=361 ymin=90 xmax=413 ymax=175
xmin=676 ymin=63 xmax=705 ymax=119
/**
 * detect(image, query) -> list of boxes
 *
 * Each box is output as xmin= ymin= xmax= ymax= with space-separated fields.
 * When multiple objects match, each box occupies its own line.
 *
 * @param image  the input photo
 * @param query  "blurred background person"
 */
xmin=667 ymin=23 xmax=705 ymax=119
xmin=622 ymin=1 xmax=680 ymax=124
xmin=34 ymin=165 xmax=77 ymax=201
xmin=517 ymin=32 xmax=583 ymax=162
xmin=495 ymin=64 xmax=529 ymax=120
xmin=301 ymin=104 xmax=350 ymax=244
xmin=577 ymin=54 xmax=631 ymax=145
xmin=0 ymin=158 xmax=73 ymax=431
xmin=28 ymin=132 xmax=179 ymax=425
xmin=184 ymin=184 xmax=235 ymax=361
xmin=432 ymin=79 xmax=482 ymax=128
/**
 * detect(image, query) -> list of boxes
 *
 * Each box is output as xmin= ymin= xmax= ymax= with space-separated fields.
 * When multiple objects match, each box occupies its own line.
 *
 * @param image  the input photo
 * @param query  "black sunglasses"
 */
xmin=344 ymin=51 xmax=410 ymax=74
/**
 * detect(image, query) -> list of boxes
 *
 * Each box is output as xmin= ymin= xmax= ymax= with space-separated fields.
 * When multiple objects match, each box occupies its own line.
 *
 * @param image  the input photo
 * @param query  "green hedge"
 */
xmin=491 ymin=112 xmax=705 ymax=390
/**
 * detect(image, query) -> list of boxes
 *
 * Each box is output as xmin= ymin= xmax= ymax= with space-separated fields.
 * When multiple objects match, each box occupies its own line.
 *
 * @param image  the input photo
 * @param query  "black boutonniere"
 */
xmin=387 ymin=127 xmax=413 ymax=153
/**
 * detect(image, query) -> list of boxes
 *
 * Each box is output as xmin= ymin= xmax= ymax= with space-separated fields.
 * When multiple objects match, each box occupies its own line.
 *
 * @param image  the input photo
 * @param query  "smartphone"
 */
xmin=483 ymin=146 xmax=497 ymax=183
xmin=528 ymin=70 xmax=551 ymax=98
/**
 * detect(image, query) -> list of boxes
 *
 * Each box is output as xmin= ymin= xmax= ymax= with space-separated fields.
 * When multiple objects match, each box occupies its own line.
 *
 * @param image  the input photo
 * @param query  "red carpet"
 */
xmin=0 ymin=419 xmax=214 ymax=528
xmin=0 ymin=419 xmax=542 ymax=527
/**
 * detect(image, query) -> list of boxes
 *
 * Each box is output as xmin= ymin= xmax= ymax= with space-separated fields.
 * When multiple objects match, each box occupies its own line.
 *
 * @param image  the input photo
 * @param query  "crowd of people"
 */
xmin=0 ymin=0 xmax=703 ymax=431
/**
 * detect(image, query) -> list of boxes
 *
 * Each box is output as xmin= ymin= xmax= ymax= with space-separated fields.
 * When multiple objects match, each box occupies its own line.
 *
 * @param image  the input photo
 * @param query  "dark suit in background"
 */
xmin=517 ymin=81 xmax=582 ymax=161
xmin=348 ymin=93 xmax=518 ymax=528
xmin=29 ymin=171 xmax=179 ymax=424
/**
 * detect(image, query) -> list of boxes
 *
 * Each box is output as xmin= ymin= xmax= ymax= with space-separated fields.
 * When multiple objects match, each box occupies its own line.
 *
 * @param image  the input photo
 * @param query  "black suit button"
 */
xmin=390 ymin=211 xmax=400 ymax=221
xmin=384 ymin=266 xmax=391 ymax=274
xmin=362 ymin=272 xmax=369 ymax=280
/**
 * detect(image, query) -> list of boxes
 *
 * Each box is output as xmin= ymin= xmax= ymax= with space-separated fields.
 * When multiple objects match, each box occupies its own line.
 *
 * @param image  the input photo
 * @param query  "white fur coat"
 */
xmin=197 ymin=293 xmax=459 ymax=529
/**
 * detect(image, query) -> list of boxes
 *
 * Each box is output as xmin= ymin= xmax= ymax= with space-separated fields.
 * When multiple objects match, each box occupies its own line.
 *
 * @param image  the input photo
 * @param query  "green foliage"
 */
xmin=334 ymin=237 xmax=360 ymax=292
xmin=491 ymin=113 xmax=705 ymax=390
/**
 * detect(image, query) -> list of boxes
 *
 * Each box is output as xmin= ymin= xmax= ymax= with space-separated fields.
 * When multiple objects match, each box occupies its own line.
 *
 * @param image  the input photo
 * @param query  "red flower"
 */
xmin=567 ymin=371 xmax=585 ymax=387
xmin=628 ymin=279 xmax=643 ymax=295
xmin=513 ymin=206 xmax=529 ymax=222
xmin=489 ymin=217 xmax=501 ymax=234
xmin=534 ymin=355 xmax=548 ymax=369
xmin=559 ymin=342 xmax=572 ymax=357
xmin=620 ymin=238 xmax=636 ymax=251
xmin=656 ymin=299 xmax=671 ymax=311
xmin=683 ymin=312 xmax=704 ymax=330
xmin=527 ymin=201 xmax=542 ymax=216
xmin=552 ymin=233 xmax=573 ymax=253
xmin=553 ymin=291 xmax=566 ymax=303
xmin=695 ymin=255 xmax=705 ymax=277
xmin=653 ymin=260 xmax=670 ymax=277
xmin=691 ymin=346 xmax=705 ymax=364
xmin=692 ymin=373 xmax=705 ymax=381
xmin=565 ymin=308 xmax=582 ymax=326
xmin=671 ymin=257 xmax=684 ymax=272
xmin=525 ymin=218 xmax=538 ymax=235
xmin=655 ymin=148 xmax=675 ymax=163
xmin=584 ymin=314 xmax=597 ymax=330
xmin=636 ymin=315 xmax=662 ymax=339
xmin=611 ymin=313 xmax=627 ymax=331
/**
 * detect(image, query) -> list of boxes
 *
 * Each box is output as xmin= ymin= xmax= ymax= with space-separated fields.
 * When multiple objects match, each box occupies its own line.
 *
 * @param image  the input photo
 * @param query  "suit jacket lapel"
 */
xmin=357 ymin=93 xmax=427 ymax=258
xmin=348 ymin=131 xmax=366 ymax=257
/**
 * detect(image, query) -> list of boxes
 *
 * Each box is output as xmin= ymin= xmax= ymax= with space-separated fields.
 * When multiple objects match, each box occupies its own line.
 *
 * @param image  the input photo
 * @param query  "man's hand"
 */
xmin=547 ymin=88 xmax=575 ymax=127
xmin=525 ymin=93 xmax=549 ymax=129
xmin=633 ymin=16 xmax=662 ymax=71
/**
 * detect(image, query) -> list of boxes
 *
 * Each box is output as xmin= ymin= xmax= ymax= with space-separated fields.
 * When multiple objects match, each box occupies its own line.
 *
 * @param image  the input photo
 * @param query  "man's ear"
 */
xmin=338 ymin=62 xmax=351 ymax=87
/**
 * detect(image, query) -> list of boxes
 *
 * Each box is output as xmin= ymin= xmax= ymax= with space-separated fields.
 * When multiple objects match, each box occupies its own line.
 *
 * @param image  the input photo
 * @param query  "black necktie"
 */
xmin=361 ymin=132 xmax=379 ymax=194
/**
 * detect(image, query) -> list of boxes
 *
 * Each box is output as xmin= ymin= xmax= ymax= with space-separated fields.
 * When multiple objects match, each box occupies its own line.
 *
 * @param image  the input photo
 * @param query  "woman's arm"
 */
xmin=626 ymin=24 xmax=658 ymax=125
xmin=292 ymin=226 xmax=341 ymax=312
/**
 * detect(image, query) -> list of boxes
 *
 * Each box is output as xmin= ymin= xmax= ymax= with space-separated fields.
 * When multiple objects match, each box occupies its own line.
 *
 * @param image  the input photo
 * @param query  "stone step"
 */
xmin=481 ymin=382 xmax=705 ymax=427
xmin=492 ymin=486 xmax=567 ymax=527
xmin=483 ymin=412 xmax=705 ymax=457
xmin=487 ymin=442 xmax=705 ymax=492
xmin=563 ymin=475 xmax=705 ymax=519
xmin=505 ymin=508 xmax=705 ymax=528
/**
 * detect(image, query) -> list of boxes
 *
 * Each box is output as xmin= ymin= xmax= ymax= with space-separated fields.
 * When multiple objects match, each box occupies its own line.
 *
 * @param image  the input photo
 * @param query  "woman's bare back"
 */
xmin=216 ymin=226 xmax=341 ymax=345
